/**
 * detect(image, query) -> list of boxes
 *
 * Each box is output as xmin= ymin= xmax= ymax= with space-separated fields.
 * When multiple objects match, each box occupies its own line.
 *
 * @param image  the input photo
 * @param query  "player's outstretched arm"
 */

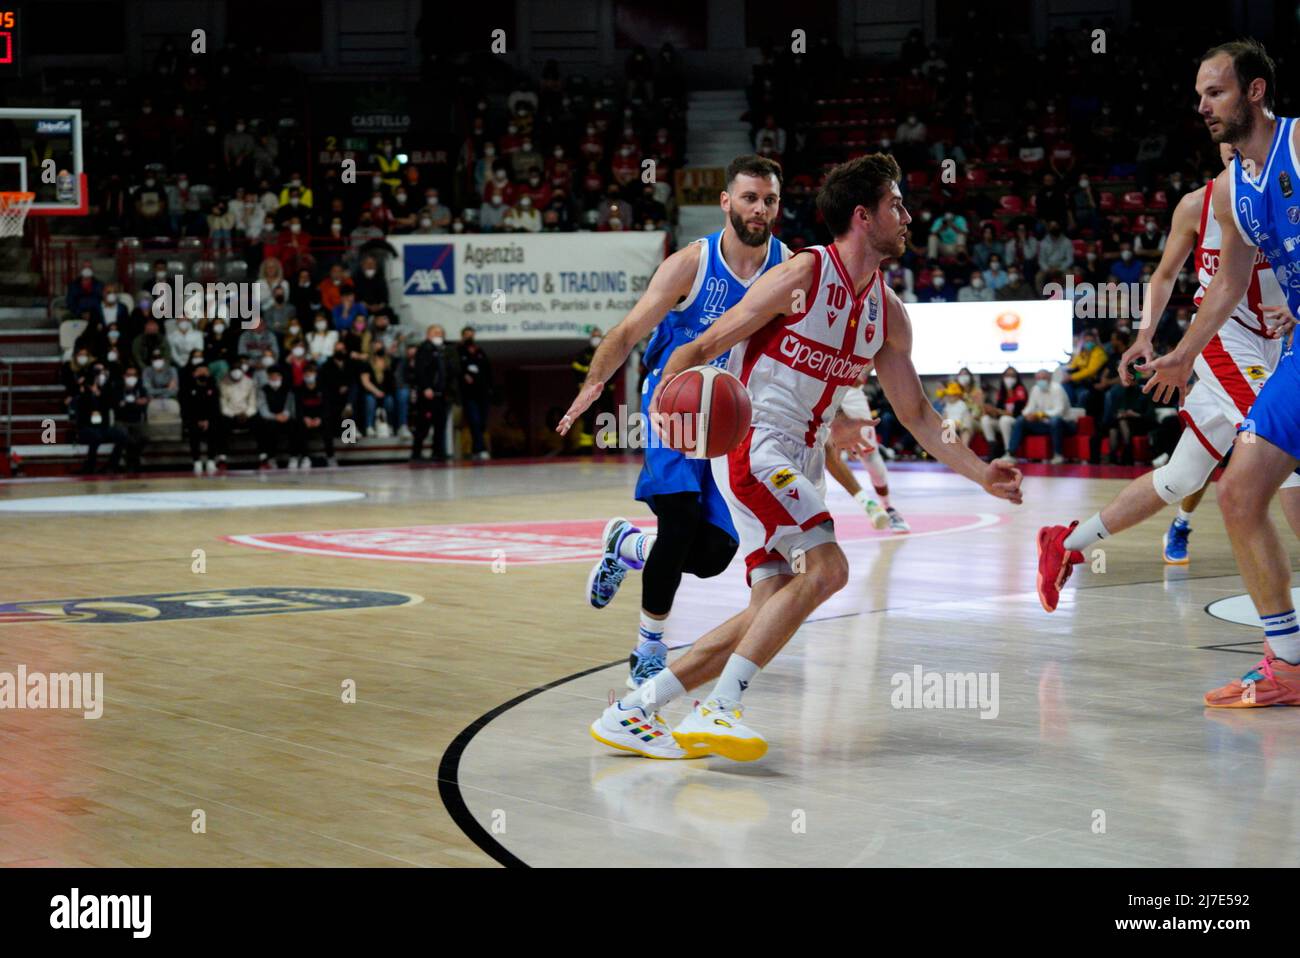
xmin=650 ymin=254 xmax=816 ymax=414
xmin=1122 ymin=189 xmax=1201 ymax=385
xmin=1143 ymin=175 xmax=1255 ymax=404
xmin=557 ymin=242 xmax=700 ymax=435
xmin=873 ymin=289 xmax=1023 ymax=504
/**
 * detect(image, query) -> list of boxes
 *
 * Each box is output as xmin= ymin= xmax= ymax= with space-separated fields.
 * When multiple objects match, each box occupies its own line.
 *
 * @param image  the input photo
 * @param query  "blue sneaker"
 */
xmin=1163 ymin=517 xmax=1192 ymax=565
xmin=585 ymin=517 xmax=642 ymax=609
xmin=627 ymin=640 xmax=668 ymax=689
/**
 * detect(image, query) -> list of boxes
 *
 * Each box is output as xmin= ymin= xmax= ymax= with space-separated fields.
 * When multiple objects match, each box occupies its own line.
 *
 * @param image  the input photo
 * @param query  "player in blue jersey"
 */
xmin=1140 ymin=39 xmax=1300 ymax=706
xmin=557 ymin=155 xmax=788 ymax=691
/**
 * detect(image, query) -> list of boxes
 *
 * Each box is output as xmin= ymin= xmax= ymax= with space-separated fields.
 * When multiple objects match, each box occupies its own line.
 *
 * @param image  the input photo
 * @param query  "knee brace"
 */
xmin=862 ymin=448 xmax=889 ymax=489
xmin=682 ymin=522 xmax=739 ymax=579
xmin=1151 ymin=432 xmax=1221 ymax=504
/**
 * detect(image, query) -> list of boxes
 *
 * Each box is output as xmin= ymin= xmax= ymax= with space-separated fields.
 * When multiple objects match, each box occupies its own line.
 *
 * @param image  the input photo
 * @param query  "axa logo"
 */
xmin=403 ymin=244 xmax=455 ymax=295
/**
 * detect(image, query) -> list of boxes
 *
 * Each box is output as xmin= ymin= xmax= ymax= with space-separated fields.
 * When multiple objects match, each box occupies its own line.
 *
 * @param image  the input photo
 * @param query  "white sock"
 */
xmin=1263 ymin=610 xmax=1300 ymax=663
xmin=638 ymin=610 xmax=666 ymax=647
xmin=710 ymin=654 xmax=760 ymax=705
xmin=853 ymin=489 xmax=875 ymax=506
xmin=620 ymin=667 xmax=685 ymax=712
xmin=1064 ymin=513 xmax=1109 ymax=552
xmin=618 ymin=532 xmax=655 ymax=565
xmin=1176 ymin=507 xmax=1194 ymax=525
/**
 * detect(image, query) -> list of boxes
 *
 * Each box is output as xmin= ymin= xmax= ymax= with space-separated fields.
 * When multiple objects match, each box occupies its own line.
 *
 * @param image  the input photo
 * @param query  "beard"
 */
xmin=729 ymin=208 xmax=771 ymax=247
xmin=872 ymin=228 xmax=908 ymax=258
xmin=1211 ymin=99 xmax=1254 ymax=143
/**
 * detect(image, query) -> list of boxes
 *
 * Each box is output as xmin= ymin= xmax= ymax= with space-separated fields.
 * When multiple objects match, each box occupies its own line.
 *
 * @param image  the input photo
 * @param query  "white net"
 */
xmin=0 ymin=192 xmax=34 ymax=239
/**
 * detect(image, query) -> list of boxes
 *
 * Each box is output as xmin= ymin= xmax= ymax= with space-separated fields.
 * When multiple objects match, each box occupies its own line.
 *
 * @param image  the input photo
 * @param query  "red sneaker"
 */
xmin=1204 ymin=644 xmax=1300 ymax=707
xmin=1036 ymin=522 xmax=1085 ymax=613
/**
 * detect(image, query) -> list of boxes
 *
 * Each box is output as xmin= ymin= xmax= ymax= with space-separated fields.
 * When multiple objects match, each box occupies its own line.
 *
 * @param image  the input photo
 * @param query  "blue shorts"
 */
xmin=1241 ymin=348 xmax=1300 ymax=462
xmin=633 ymin=389 xmax=736 ymax=538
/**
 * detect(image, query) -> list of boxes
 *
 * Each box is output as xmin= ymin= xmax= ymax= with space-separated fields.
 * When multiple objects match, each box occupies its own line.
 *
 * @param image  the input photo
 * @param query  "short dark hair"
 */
xmin=815 ymin=153 xmax=902 ymax=236
xmin=1202 ymin=38 xmax=1276 ymax=111
xmin=725 ymin=154 xmax=783 ymax=191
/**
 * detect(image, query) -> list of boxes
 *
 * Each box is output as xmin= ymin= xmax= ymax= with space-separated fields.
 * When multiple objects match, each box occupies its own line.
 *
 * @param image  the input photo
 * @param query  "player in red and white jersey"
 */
xmin=588 ymin=154 xmax=1023 ymax=762
xmin=1037 ymin=142 xmax=1300 ymax=612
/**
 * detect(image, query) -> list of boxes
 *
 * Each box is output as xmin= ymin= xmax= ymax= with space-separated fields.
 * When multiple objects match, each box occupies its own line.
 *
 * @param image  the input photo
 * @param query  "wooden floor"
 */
xmin=1 ymin=458 xmax=1298 ymax=867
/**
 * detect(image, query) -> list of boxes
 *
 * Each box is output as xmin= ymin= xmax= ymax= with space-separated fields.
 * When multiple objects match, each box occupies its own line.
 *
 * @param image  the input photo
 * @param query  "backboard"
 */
xmin=0 ymin=107 xmax=86 ymax=216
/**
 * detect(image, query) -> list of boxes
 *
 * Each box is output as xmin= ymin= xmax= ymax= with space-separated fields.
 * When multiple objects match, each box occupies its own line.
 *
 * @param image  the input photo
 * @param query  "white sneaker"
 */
xmin=193 ymin=460 xmax=203 ymax=475
xmin=205 ymin=459 xmax=217 ymax=475
xmin=365 ymin=427 xmax=375 ymax=438
xmin=300 ymin=456 xmax=312 ymax=469
xmin=886 ymin=506 xmax=910 ymax=534
xmin=398 ymin=426 xmax=412 ymax=440
xmin=590 ymin=700 xmax=698 ymax=760
xmin=857 ymin=494 xmax=889 ymax=530
xmin=672 ymin=699 xmax=767 ymax=762
xmin=1049 ymin=454 xmax=1066 ymax=465
xmin=288 ymin=457 xmax=300 ymax=470
xmin=880 ymin=445 xmax=897 ymax=460
xmin=327 ymin=456 xmax=339 ymax=468
xmin=477 ymin=450 xmax=491 ymax=461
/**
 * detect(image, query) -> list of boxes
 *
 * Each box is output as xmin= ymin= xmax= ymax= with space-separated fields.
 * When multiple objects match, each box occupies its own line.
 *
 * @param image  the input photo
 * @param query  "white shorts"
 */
xmin=1181 ymin=320 xmax=1282 ymax=459
xmin=712 ymin=425 xmax=837 ymax=585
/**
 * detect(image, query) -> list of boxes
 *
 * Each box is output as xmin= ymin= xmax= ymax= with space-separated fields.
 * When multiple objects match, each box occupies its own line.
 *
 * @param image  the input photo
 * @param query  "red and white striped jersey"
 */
xmin=725 ymin=243 xmax=888 ymax=447
xmin=1193 ymin=177 xmax=1285 ymax=338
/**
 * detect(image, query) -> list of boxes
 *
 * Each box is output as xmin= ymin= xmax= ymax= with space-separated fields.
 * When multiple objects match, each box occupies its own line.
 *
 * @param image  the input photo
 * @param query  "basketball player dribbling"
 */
xmin=1142 ymin=39 xmax=1300 ymax=705
xmin=1036 ymin=140 xmax=1300 ymax=612
xmin=557 ymin=156 xmax=788 ymax=691
xmin=588 ymin=154 xmax=1023 ymax=761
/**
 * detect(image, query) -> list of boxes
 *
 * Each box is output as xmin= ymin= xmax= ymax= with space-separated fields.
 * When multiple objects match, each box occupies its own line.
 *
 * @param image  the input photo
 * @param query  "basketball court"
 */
xmin=3 ymin=458 xmax=1297 ymax=867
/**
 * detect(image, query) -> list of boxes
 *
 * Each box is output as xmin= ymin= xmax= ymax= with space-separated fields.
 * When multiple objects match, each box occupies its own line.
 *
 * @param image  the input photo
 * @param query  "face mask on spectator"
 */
xmin=419 ymin=217 xmax=432 ymax=228
xmin=124 ymin=375 xmax=138 ymax=388
xmin=989 ymin=260 xmax=1001 ymax=271
xmin=230 ymin=368 xmax=243 ymax=381
xmin=452 ymin=222 xmax=464 ymax=233
xmin=971 ymin=277 xmax=984 ymax=289
xmin=957 ymin=373 xmax=971 ymax=386
xmin=152 ymin=358 xmax=166 ymax=370
xmin=590 ymin=336 xmax=602 ymax=348
xmin=431 ymin=335 xmax=444 ymax=347
xmin=1003 ymin=376 xmax=1016 ymax=388
xmin=492 ymin=195 xmax=503 ymax=206
xmin=108 ymin=329 xmax=121 ymax=341
xmin=289 ymin=223 xmax=301 ymax=233
xmin=363 ymin=267 xmax=376 ymax=278
xmin=213 ymin=322 xmax=226 ymax=335
xmin=396 ymin=192 xmax=407 ymax=203
xmin=154 ymin=269 xmax=167 ymax=281
xmin=932 ymin=276 xmax=945 ymax=289
xmin=331 ymin=222 xmax=342 ymax=234
xmin=107 ymin=350 xmax=119 ymax=363
xmin=371 ymin=196 xmax=383 ymax=207
xmin=179 ymin=178 xmax=189 ymax=189
xmin=81 ymin=267 xmax=94 ymax=279
xmin=1121 ymin=250 xmax=1133 ymax=261
xmin=304 ymin=374 xmax=316 ymax=387
xmin=1035 ymin=378 xmax=1049 ymax=391
xmin=315 ymin=319 xmax=329 ymax=332
xmin=1008 ymin=272 xmax=1020 ymax=284
xmin=292 ymin=345 xmax=305 ymax=358
xmin=191 ymin=355 xmax=203 ymax=365
xmin=259 ymin=355 xmax=274 ymax=367
xmin=268 ymin=377 xmax=282 ymax=389
xmin=178 ymin=320 xmax=191 ymax=332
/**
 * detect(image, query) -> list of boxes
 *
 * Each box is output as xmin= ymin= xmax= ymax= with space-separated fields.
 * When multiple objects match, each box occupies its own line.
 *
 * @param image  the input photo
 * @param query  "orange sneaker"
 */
xmin=1204 ymin=647 xmax=1300 ymax=707
xmin=1036 ymin=522 xmax=1085 ymax=613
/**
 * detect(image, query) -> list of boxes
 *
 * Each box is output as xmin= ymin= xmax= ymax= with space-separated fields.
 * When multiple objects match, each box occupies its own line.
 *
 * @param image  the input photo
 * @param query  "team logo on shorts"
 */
xmin=770 ymin=468 xmax=797 ymax=489
xmin=0 ymin=588 xmax=422 ymax=625
xmin=1245 ymin=365 xmax=1267 ymax=381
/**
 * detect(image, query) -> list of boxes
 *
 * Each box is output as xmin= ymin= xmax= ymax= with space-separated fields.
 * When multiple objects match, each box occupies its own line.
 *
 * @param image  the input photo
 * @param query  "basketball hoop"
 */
xmin=0 ymin=192 xmax=34 ymax=239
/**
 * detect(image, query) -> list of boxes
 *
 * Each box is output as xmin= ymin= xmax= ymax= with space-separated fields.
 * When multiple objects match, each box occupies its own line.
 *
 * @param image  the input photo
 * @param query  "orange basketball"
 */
xmin=657 ymin=366 xmax=752 ymax=459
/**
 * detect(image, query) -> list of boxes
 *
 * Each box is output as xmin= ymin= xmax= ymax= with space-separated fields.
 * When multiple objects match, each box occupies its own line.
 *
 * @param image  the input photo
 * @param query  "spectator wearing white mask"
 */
xmin=505 ymin=195 xmax=542 ymax=232
xmin=480 ymin=193 xmax=510 ymax=232
xmin=957 ymin=270 xmax=993 ymax=303
xmin=307 ymin=310 xmax=339 ymax=363
xmin=1008 ymin=369 xmax=1075 ymax=464
xmin=167 ymin=314 xmax=205 ymax=367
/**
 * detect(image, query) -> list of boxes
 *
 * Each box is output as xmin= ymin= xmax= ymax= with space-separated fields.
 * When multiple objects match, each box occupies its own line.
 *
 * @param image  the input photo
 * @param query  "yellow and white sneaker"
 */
xmin=590 ymin=700 xmax=699 ymax=760
xmin=854 ymin=491 xmax=890 ymax=529
xmin=672 ymin=699 xmax=768 ymax=762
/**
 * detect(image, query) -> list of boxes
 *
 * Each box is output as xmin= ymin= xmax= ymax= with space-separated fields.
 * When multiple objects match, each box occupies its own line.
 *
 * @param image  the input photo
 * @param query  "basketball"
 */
xmin=657 ymin=366 xmax=752 ymax=459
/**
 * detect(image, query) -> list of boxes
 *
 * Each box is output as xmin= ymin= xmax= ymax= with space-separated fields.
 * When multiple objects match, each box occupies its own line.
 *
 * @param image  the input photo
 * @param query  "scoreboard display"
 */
xmin=0 ymin=7 xmax=20 ymax=77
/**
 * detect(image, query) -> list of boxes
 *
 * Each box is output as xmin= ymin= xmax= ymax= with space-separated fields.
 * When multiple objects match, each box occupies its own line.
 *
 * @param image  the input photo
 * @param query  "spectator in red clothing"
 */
xmin=980 ymin=367 xmax=1029 ymax=458
xmin=546 ymin=145 xmax=575 ymax=193
xmin=483 ymin=167 xmax=515 ymax=207
xmin=518 ymin=169 xmax=551 ymax=208
xmin=365 ymin=192 xmax=394 ymax=233
xmin=272 ymin=216 xmax=312 ymax=274
xmin=318 ymin=263 xmax=347 ymax=313
xmin=579 ymin=124 xmax=604 ymax=163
